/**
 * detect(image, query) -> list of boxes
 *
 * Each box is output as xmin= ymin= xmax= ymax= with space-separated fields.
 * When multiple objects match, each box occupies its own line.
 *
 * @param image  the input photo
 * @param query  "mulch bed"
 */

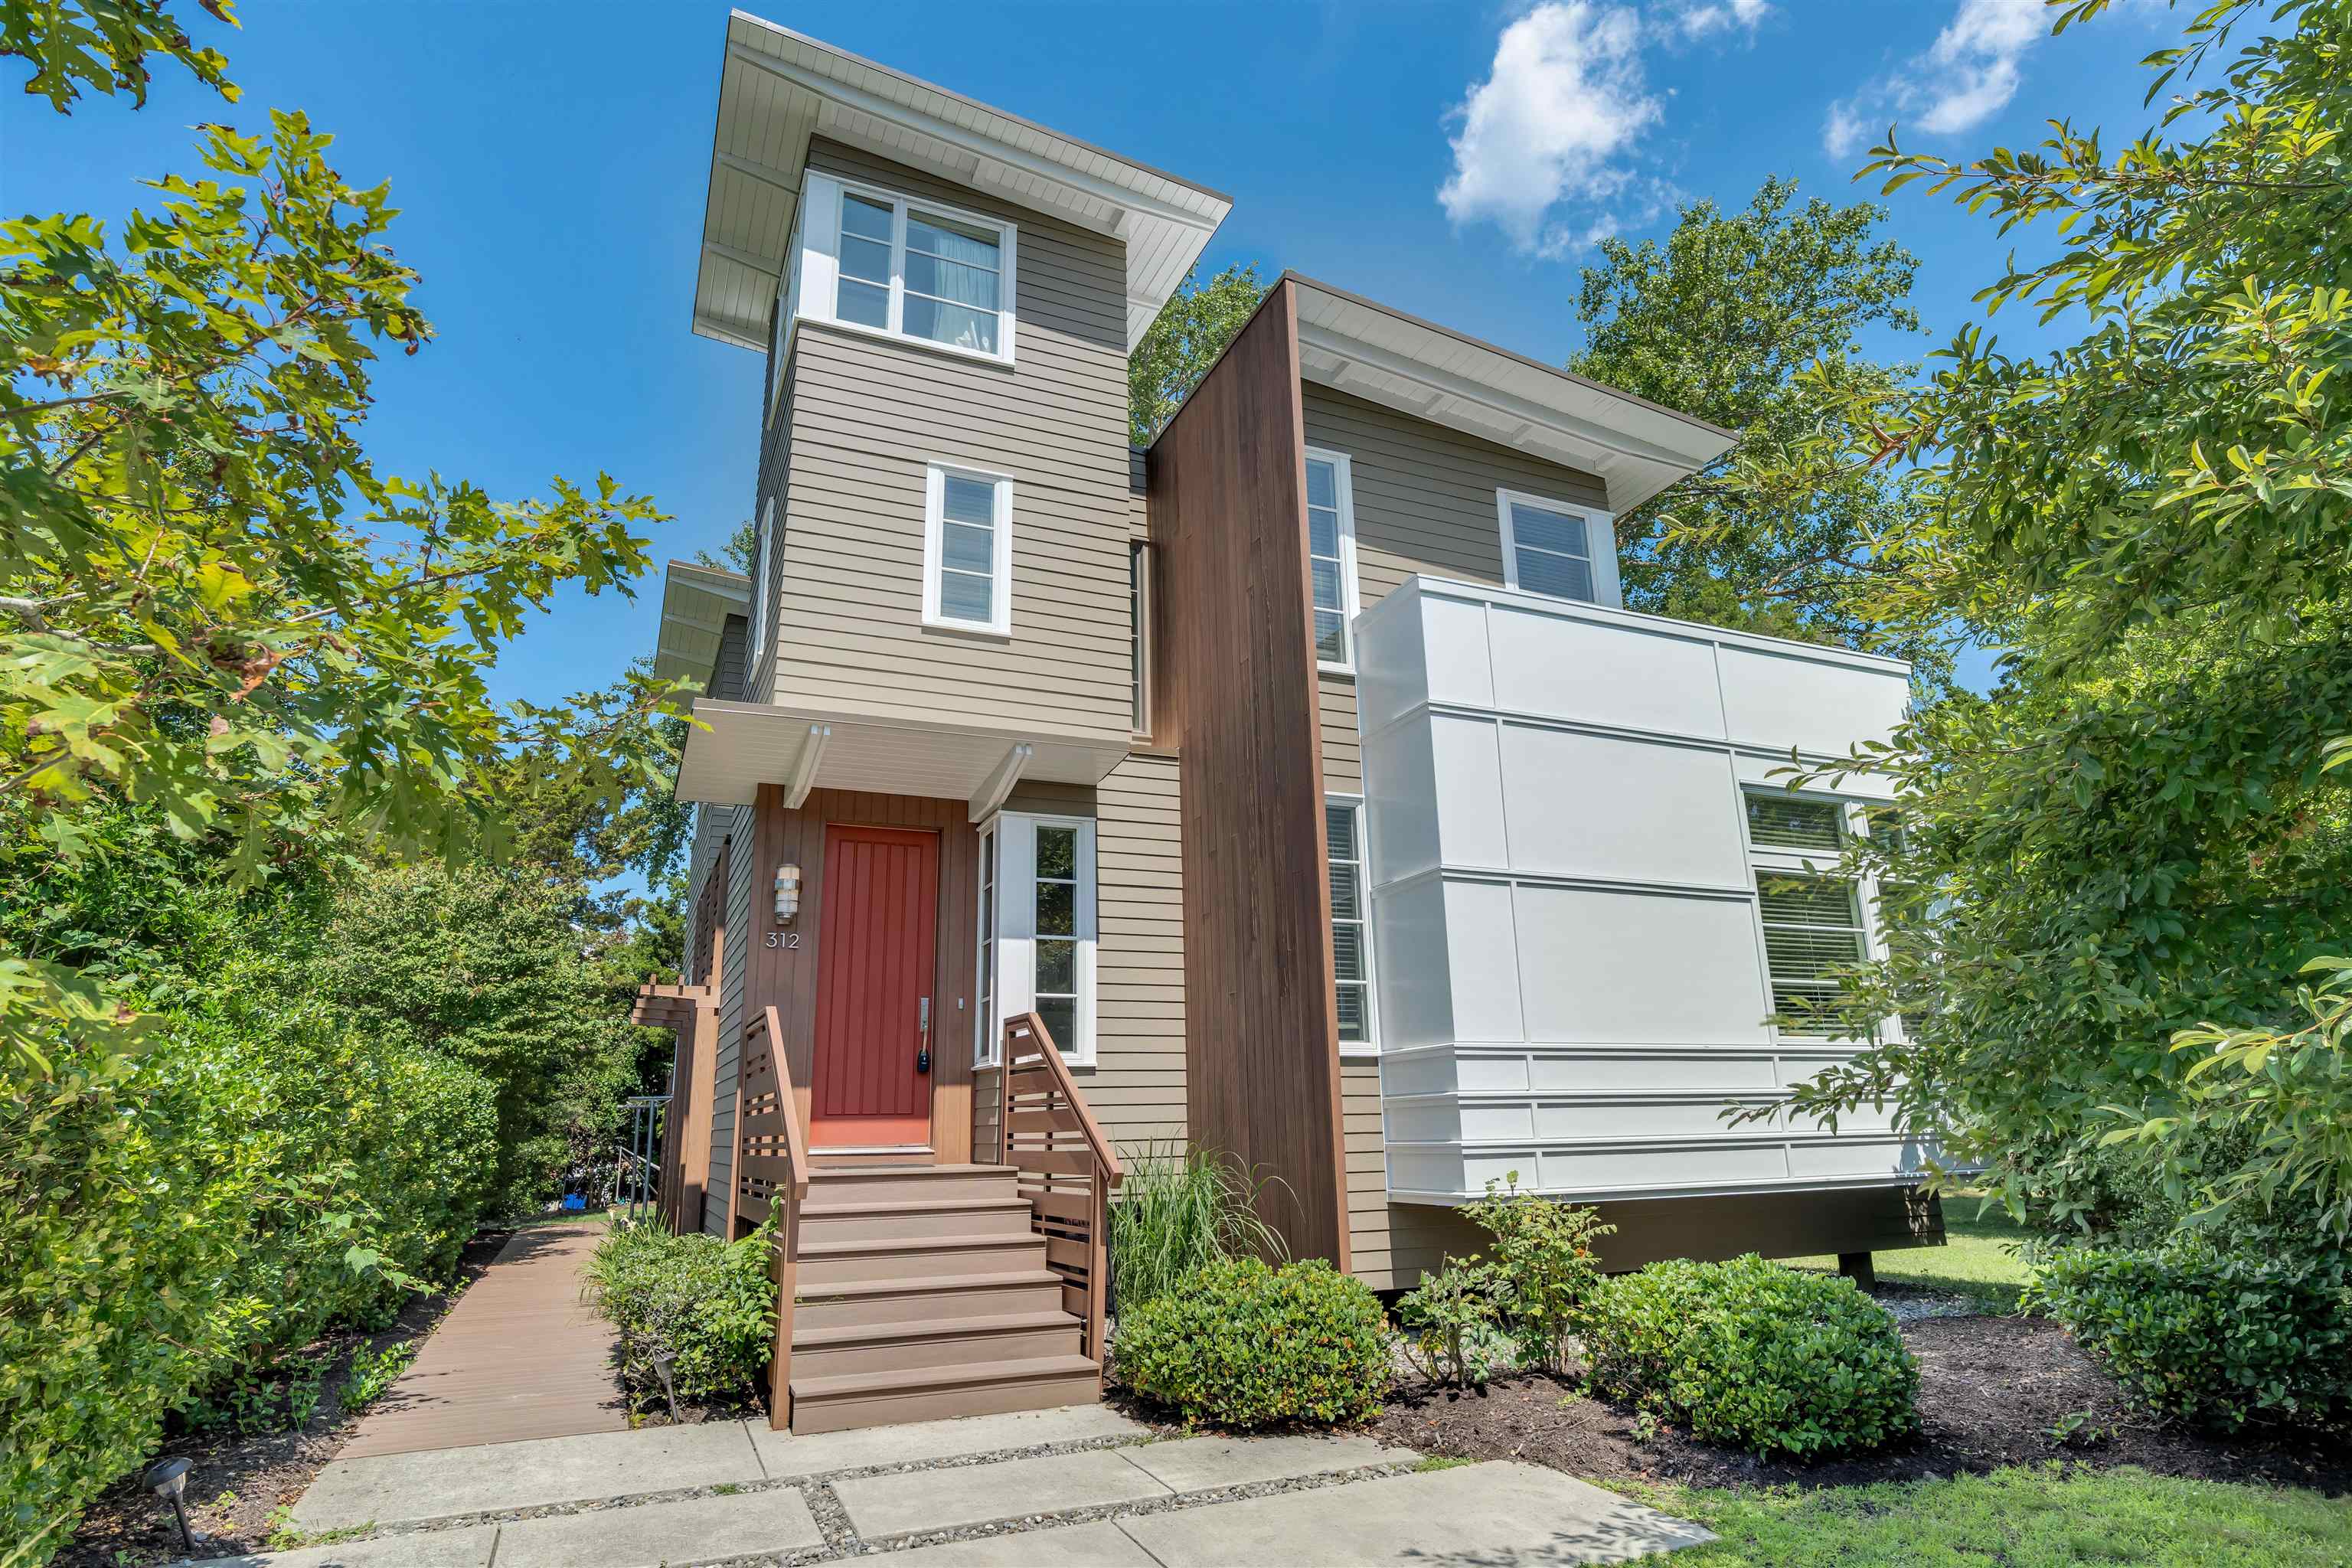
xmin=56 ymin=1230 xmax=514 ymax=1567
xmin=1373 ymin=1312 xmax=2352 ymax=1496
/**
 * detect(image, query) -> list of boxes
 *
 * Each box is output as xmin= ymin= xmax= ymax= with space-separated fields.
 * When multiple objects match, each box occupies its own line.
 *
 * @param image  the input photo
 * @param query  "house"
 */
xmin=633 ymin=11 xmax=1939 ymax=1435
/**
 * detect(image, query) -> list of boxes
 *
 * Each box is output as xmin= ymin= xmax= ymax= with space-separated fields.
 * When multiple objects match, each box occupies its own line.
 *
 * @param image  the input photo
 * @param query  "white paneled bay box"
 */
xmin=1354 ymin=575 xmax=1930 ymax=1207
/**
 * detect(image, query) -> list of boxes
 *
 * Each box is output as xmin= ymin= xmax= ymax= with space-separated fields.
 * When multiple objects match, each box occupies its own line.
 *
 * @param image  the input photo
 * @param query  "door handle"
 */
xmin=916 ymin=996 xmax=933 ymax=1074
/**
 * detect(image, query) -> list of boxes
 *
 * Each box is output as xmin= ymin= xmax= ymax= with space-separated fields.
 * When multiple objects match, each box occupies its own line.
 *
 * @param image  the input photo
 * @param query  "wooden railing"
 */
xmin=730 ymin=1004 xmax=811 ymax=1431
xmin=988 ymin=1011 xmax=1124 ymax=1371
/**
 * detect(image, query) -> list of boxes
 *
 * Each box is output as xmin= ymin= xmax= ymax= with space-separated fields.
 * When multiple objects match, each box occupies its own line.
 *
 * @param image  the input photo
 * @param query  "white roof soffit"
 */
xmin=1286 ymin=274 xmax=1739 ymax=514
xmin=694 ymin=13 xmax=1233 ymax=353
xmin=654 ymin=560 xmax=750 ymax=689
xmin=676 ymin=699 xmax=1128 ymax=808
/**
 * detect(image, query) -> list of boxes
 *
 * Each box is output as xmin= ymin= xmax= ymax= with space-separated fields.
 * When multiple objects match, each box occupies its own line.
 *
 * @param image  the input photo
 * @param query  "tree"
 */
xmin=697 ymin=517 xmax=757 ymax=575
xmin=1128 ymin=262 xmax=1269 ymax=445
xmin=3 ymin=0 xmax=235 ymax=113
xmin=2 ymin=112 xmax=682 ymax=1084
xmin=1746 ymin=0 xmax=2352 ymax=1244
xmin=1569 ymin=178 xmax=1948 ymax=681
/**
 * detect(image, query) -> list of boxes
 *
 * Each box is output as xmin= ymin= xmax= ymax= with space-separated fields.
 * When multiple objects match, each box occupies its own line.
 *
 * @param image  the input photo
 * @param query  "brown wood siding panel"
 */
xmin=737 ymin=786 xmax=980 ymax=1171
xmin=705 ymin=804 xmax=756 ymax=1234
xmin=1087 ymin=753 xmax=1186 ymax=1150
xmin=750 ymin=141 xmax=1132 ymax=741
xmin=1149 ymin=281 xmax=1349 ymax=1267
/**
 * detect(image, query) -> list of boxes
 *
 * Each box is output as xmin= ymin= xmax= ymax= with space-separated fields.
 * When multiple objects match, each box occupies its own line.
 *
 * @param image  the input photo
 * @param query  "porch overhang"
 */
xmin=630 ymin=982 xmax=709 ymax=1030
xmin=677 ymin=699 xmax=1128 ymax=820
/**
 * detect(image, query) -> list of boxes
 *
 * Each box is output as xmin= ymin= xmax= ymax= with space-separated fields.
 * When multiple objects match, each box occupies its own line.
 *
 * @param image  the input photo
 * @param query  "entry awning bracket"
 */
xmin=969 ymin=740 xmax=1034 ymax=822
xmin=782 ymin=723 xmax=832 ymax=808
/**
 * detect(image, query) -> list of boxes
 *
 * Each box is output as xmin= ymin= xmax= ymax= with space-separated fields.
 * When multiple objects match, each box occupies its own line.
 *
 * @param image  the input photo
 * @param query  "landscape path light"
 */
xmin=143 ymin=1455 xmax=197 ymax=1553
xmin=651 ymin=1346 xmax=682 ymax=1423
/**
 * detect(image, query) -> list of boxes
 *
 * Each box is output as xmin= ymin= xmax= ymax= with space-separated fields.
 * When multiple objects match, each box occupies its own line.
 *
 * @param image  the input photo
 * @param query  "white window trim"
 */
xmin=921 ymin=462 xmax=1014 ymax=637
xmin=794 ymin=172 xmax=1018 ymax=368
xmin=975 ymin=812 xmax=1098 ymax=1066
xmin=1305 ymin=446 xmax=1361 ymax=675
xmin=746 ymin=497 xmax=776 ymax=697
xmin=1326 ymin=791 xmax=1379 ymax=1056
xmin=975 ymin=819 xmax=1000 ymax=1067
xmin=1739 ymin=786 xmax=1890 ymax=1044
xmin=1496 ymin=487 xmax=1622 ymax=609
xmin=1129 ymin=541 xmax=1152 ymax=738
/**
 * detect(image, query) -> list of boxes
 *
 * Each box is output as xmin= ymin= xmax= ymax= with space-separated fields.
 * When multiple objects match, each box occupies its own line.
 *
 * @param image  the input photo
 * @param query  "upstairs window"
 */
xmin=922 ymin=464 xmax=1013 ymax=635
xmin=1130 ymin=542 xmax=1152 ymax=737
xmin=798 ymin=173 xmax=1017 ymax=364
xmin=1746 ymin=790 xmax=1845 ymax=854
xmin=746 ymin=497 xmax=776 ymax=697
xmin=1498 ymin=489 xmax=1614 ymax=606
xmin=1305 ymin=449 xmax=1360 ymax=671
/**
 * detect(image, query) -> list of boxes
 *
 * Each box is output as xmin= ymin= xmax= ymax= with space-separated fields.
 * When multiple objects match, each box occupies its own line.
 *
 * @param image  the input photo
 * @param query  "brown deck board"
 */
xmin=338 ymin=1222 xmax=629 ymax=1457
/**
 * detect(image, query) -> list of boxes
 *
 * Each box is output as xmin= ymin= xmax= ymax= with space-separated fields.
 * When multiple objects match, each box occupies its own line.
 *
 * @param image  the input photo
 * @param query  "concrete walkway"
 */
xmin=339 ymin=1221 xmax=626 ymax=1459
xmin=215 ymin=1405 xmax=1710 ymax=1568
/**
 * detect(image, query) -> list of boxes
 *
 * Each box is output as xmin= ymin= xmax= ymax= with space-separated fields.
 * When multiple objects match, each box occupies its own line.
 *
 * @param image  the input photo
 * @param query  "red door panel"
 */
xmin=810 ymin=824 xmax=939 ymax=1147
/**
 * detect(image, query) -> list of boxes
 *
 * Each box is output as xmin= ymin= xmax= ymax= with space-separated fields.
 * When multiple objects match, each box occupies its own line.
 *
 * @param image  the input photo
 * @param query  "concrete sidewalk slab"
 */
xmin=864 ymin=1520 xmax=1161 ymax=1566
xmin=747 ymin=1403 xmax=1145 ymax=1479
xmin=1119 ymin=1459 xmax=1716 ymax=1566
xmin=292 ymin=1422 xmax=763 ymax=1530
xmin=179 ymin=1523 xmax=495 ymax=1568
xmin=1121 ymin=1434 xmax=1416 ymax=1493
xmin=491 ymin=1487 xmax=822 ymax=1568
xmin=834 ymin=1447 xmax=1168 ymax=1539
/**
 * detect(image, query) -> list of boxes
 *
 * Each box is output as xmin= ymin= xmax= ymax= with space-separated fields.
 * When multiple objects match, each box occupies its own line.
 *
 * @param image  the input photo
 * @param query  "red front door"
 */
xmin=809 ymin=824 xmax=939 ymax=1147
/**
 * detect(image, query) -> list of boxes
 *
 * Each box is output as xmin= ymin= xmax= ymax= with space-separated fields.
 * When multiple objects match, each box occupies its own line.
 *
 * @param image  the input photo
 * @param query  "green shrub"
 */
xmin=1394 ymin=1256 xmax=1512 ymax=1388
xmin=1462 ymin=1175 xmax=1612 ymax=1374
xmin=341 ymin=1340 xmax=418 ymax=1414
xmin=1107 ymin=1144 xmax=1287 ymax=1310
xmin=1579 ymin=1254 xmax=1919 ymax=1456
xmin=583 ymin=1219 xmax=778 ymax=1409
xmin=2027 ymin=1241 xmax=2351 ymax=1432
xmin=1115 ymin=1258 xmax=1388 ymax=1427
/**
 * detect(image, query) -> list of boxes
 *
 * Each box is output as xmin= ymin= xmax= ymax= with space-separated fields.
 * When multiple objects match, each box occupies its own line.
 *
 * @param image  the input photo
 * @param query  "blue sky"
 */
xmin=6 ymin=0 xmax=2171 ymax=717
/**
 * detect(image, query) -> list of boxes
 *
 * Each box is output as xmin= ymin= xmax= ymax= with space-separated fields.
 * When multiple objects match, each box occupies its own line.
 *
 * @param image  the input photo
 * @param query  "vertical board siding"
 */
xmin=705 ymin=803 xmax=756 ymax=1235
xmin=750 ymin=140 xmax=1133 ymax=740
xmin=1298 ymin=382 xmax=1611 ymax=1285
xmin=1089 ymin=753 xmax=1186 ymax=1150
xmin=1148 ymin=282 xmax=1351 ymax=1267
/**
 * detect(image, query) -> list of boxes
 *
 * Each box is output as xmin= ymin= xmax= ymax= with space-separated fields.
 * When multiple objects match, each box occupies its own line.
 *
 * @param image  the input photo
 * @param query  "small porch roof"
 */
xmin=677 ymin=698 xmax=1129 ymax=821
xmin=630 ymin=983 xmax=709 ymax=1031
xmin=655 ymin=560 xmax=752 ymax=690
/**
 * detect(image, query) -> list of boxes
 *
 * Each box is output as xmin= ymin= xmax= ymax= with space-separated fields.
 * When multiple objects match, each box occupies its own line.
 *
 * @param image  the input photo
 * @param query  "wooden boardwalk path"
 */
xmin=340 ymin=1221 xmax=628 ymax=1458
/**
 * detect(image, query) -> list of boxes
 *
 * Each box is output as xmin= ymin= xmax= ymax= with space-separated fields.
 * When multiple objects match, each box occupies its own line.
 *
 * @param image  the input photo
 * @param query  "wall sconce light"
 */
xmin=773 ymin=864 xmax=802 ymax=924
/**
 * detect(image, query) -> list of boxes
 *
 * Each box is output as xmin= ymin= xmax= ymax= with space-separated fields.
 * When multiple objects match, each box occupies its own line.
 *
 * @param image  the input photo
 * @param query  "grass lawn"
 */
xmin=1785 ymin=1195 xmax=2037 ymax=1313
xmin=1621 ymin=1465 xmax=2352 ymax=1566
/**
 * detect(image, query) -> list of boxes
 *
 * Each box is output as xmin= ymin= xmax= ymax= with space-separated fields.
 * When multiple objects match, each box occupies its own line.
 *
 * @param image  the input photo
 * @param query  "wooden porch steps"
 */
xmin=785 ymin=1162 xmax=1102 ymax=1432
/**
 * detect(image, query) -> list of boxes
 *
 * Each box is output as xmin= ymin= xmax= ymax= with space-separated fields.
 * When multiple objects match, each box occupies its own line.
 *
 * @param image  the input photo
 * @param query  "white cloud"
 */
xmin=1437 ymin=2 xmax=1661 ymax=256
xmin=1674 ymin=0 xmax=1772 ymax=41
xmin=1825 ymin=0 xmax=2047 ymax=157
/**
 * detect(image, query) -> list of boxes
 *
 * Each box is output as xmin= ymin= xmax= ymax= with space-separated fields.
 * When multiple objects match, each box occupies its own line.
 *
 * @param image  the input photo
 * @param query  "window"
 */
xmin=1497 ymin=489 xmax=1616 ymax=606
xmin=1130 ymin=541 xmax=1152 ymax=736
xmin=922 ymin=464 xmax=1014 ymax=635
xmin=746 ymin=498 xmax=776 ymax=695
xmin=1305 ymin=449 xmax=1360 ymax=670
xmin=1756 ymin=873 xmax=1869 ymax=1032
xmin=767 ymin=201 xmax=805 ymax=425
xmin=975 ymin=822 xmax=998 ymax=1065
xmin=1327 ymin=795 xmax=1376 ymax=1050
xmin=1746 ymin=790 xmax=1845 ymax=854
xmin=795 ymin=173 xmax=1018 ymax=364
xmin=974 ymin=813 xmax=1098 ymax=1063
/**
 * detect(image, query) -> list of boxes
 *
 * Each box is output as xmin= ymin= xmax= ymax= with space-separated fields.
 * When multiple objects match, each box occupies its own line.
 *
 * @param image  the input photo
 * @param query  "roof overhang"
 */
xmin=1287 ymin=274 xmax=1738 ymax=514
xmin=655 ymin=560 xmax=751 ymax=689
xmin=694 ymin=13 xmax=1233 ymax=353
xmin=678 ymin=698 xmax=1130 ymax=821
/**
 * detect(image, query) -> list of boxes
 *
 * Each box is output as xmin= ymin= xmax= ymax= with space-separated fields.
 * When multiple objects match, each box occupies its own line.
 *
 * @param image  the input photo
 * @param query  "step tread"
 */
xmin=801 ymin=1196 xmax=1032 ymax=1218
xmin=791 ymin=1353 xmax=1099 ymax=1401
xmin=798 ymin=1231 xmax=1042 ymax=1258
xmin=797 ymin=1269 xmax=1066 ymax=1301
xmin=794 ymin=1308 xmax=1078 ymax=1349
xmin=806 ymin=1163 xmax=1004 ymax=1178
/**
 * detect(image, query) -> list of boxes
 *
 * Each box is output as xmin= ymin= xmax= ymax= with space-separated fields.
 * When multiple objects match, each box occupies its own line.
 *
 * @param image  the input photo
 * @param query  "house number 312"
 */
xmin=764 ymin=932 xmax=802 ymax=949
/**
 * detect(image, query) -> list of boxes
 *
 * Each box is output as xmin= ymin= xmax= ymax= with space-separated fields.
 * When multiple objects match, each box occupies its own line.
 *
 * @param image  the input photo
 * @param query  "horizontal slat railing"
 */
xmin=989 ymin=1011 xmax=1124 ymax=1374
xmin=732 ymin=1005 xmax=810 ymax=1430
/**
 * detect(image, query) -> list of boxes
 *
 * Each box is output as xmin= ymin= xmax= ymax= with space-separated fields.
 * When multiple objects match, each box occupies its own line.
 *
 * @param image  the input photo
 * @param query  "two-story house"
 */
xmin=635 ymin=13 xmax=1938 ymax=1436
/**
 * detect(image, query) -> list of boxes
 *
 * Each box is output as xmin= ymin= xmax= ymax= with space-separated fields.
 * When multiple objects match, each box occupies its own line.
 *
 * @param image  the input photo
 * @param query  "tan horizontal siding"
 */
xmin=1305 ymin=384 xmax=1613 ymax=1286
xmin=1084 ymin=753 xmax=1186 ymax=1154
xmin=752 ymin=139 xmax=1133 ymax=743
